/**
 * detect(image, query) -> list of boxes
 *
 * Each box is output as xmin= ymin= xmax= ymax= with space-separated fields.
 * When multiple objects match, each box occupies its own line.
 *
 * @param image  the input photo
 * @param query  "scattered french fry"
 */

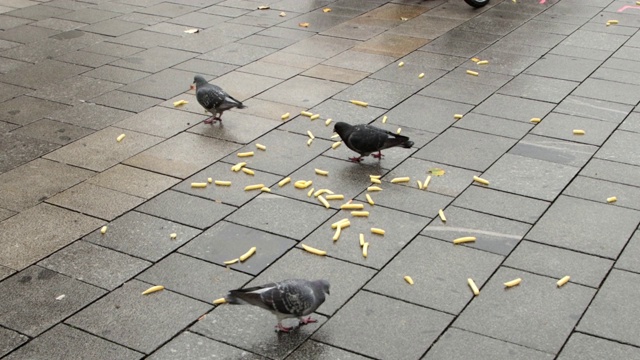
xmin=261 ymin=187 xmax=271 ymax=192
xmin=307 ymin=138 xmax=313 ymax=146
xmin=331 ymin=141 xmax=342 ymax=149
xmin=476 ymin=60 xmax=489 ymax=65
xmin=341 ymin=203 xmax=364 ymax=210
xmin=213 ymin=297 xmax=226 ymax=304
xmin=116 ymin=134 xmax=126 ymax=142
xmin=607 ymin=20 xmax=619 ymax=25
xmin=370 ymin=175 xmax=381 ymax=179
xmin=315 ymin=168 xmax=328 ymax=176
xmin=365 ymin=193 xmax=374 ymax=206
xmin=351 ymin=211 xmax=369 ymax=217
xmin=173 ymin=100 xmax=188 ymax=107
xmin=280 ymin=11 xmax=286 ymax=16
xmin=331 ymin=218 xmax=350 ymax=229
xmin=423 ymin=175 xmax=431 ymax=190
xmin=331 ymin=133 xmax=340 ymax=139
xmin=325 ymin=194 xmax=344 ymax=200
xmin=142 ymin=285 xmax=164 ymax=295
xmin=453 ymin=236 xmax=476 ymax=244
xmin=244 ymin=184 xmax=265 ymax=191
xmin=418 ymin=73 xmax=425 ymax=79
xmin=359 ymin=233 xmax=365 ymax=247
xmin=207 ymin=178 xmax=212 ymax=183
xmin=237 ymin=151 xmax=254 ymax=157
xmin=281 ymin=113 xmax=290 ymax=120
xmin=310 ymin=114 xmax=320 ymax=120
xmin=302 ymin=244 xmax=326 ymax=256
xmin=368 ymin=186 xmax=382 ymax=192
xmin=191 ymin=182 xmax=207 ymax=188
xmin=468 ymin=278 xmax=480 ymax=296
xmin=215 ymin=180 xmax=231 ymax=186
xmin=170 ymin=233 xmax=177 ymax=239
xmin=313 ymin=189 xmax=331 ymax=197
xmin=278 ymin=177 xmax=291 ymax=187
xmin=557 ymin=275 xmax=570 ymax=288
xmin=224 ymin=258 xmax=239 ymax=265
xmin=466 ymin=70 xmax=479 ymax=76
xmin=607 ymin=196 xmax=617 ymax=203
xmin=504 ymin=278 xmax=522 ymax=288
xmin=404 ymin=276 xmax=414 ymax=285
xmin=398 ymin=61 xmax=404 ymax=67
xmin=299 ymin=22 xmax=310 ymax=27
xmin=256 ymin=143 xmax=266 ymax=151
xmin=307 ymin=188 xmax=314 ymax=198
xmin=100 ymin=226 xmax=107 ymax=234
xmin=471 ymin=57 xmax=480 ymax=62
xmin=258 ymin=5 xmax=270 ymax=9
xmin=417 ymin=180 xmax=423 ymax=189
xmin=438 ymin=209 xmax=446 ymax=223
xmin=371 ymin=228 xmax=385 ymax=235
xmin=318 ymin=195 xmax=330 ymax=208
xmin=391 ymin=177 xmax=410 ymax=184
xmin=231 ymin=162 xmax=246 ymax=171
xmin=300 ymin=111 xmax=313 ymax=117
xmin=239 ymin=247 xmax=256 ymax=262
xmin=294 ymin=180 xmax=312 ymax=189
xmin=242 ymin=168 xmax=255 ymax=176
xmin=323 ymin=7 xmax=331 ymax=12
xmin=325 ymin=118 xmax=332 ymax=126
xmin=362 ymin=242 xmax=369 ymax=257
xmin=454 ymin=114 xmax=463 ymax=119
xmin=382 ymin=115 xmax=388 ymax=123
xmin=370 ymin=178 xmax=381 ymax=184
xmin=473 ymin=176 xmax=490 ymax=186
xmin=350 ymin=100 xmax=368 ymax=107
xmin=332 ymin=226 xmax=341 ymax=241
xmin=573 ymin=129 xmax=585 ymax=135
xmin=530 ymin=118 xmax=541 ymax=123
xmin=396 ymin=127 xmax=402 ymax=134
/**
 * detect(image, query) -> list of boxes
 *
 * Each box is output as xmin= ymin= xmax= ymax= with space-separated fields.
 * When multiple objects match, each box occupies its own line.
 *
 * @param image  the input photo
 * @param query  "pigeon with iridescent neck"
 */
xmin=192 ymin=75 xmax=245 ymax=124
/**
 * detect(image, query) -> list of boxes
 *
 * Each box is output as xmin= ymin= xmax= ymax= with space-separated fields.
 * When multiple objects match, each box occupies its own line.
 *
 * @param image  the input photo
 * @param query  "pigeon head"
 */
xmin=193 ymin=75 xmax=208 ymax=87
xmin=333 ymin=122 xmax=352 ymax=139
xmin=315 ymin=279 xmax=330 ymax=295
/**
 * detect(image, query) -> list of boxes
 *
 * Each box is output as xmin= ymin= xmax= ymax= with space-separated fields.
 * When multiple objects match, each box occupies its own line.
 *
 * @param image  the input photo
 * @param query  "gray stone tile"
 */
xmin=148 ymin=331 xmax=266 ymax=360
xmin=137 ymin=253 xmax=251 ymax=303
xmin=422 ymin=206 xmax=530 ymax=256
xmin=581 ymin=158 xmax=640 ymax=188
xmin=591 ymin=67 xmax=640 ymax=86
xmin=620 ymin=112 xmax=640 ymax=133
xmin=505 ymin=240 xmax=613 ymax=288
xmin=238 ymin=34 xmax=298 ymax=49
xmin=257 ymin=75 xmax=348 ymax=108
xmin=169 ymin=11 xmax=228 ymax=28
xmin=453 ymin=112 xmax=533 ymax=140
xmin=5 ymin=324 xmax=142 ymax=360
xmin=420 ymin=37 xmax=489 ymax=57
xmin=11 ymin=119 xmax=92 ymax=146
xmin=554 ymin=95 xmax=631 ymax=124
xmin=596 ymin=130 xmax=640 ymax=166
xmin=443 ymin=66 xmax=515 ymax=89
xmin=199 ymin=42 xmax=275 ymax=66
xmin=201 ymin=70 xmax=282 ymax=103
xmin=137 ymin=190 xmax=235 ymax=229
xmin=367 ymin=236 xmax=502 ymax=314
xmin=401 ymin=50 xmax=467 ymax=71
xmin=57 ymin=8 xmax=120 ymax=24
xmin=550 ymin=44 xmax=612 ymax=61
xmin=172 ymin=59 xmax=237 ymax=77
xmin=0 ymin=131 xmax=60 ymax=174
xmin=527 ymin=196 xmax=640 ymax=258
xmin=333 ymin=78 xmax=421 ymax=109
xmin=228 ymin=97 xmax=305 ymax=121
xmin=573 ymin=78 xmax=640 ymax=105
xmin=111 ymin=47 xmax=195 ymax=73
xmin=260 ymin=51 xmax=323 ymax=70
xmin=83 ymin=41 xmax=144 ymax=58
xmin=453 ymin=186 xmax=549 ymax=224
xmin=424 ymin=328 xmax=555 ymax=360
xmin=0 ymin=83 xmax=28 ymax=103
xmin=138 ymin=2 xmax=199 ymax=16
xmin=0 ymin=57 xmax=28 ymax=74
xmin=557 ymin=332 xmax=640 ymax=360
xmin=0 ymin=209 xmax=14 ymax=222
xmin=180 ymin=221 xmax=296 ymax=276
xmin=0 ymin=158 xmax=94 ymax=212
xmin=372 ymin=62 xmax=446 ymax=89
xmin=0 ymin=95 xmax=71 ymax=126
xmin=455 ymin=267 xmax=595 ymax=353
xmin=4 ymin=4 xmax=71 ymax=20
xmin=118 ymin=68 xmax=194 ymax=100
xmin=0 ymin=15 xmax=31 ymax=30
xmin=0 ymin=32 xmax=107 ymax=64
xmin=473 ymin=93 xmax=555 ymax=123
xmin=418 ymin=77 xmax=499 ymax=105
xmin=282 ymin=34 xmax=358 ymax=59
xmin=191 ymin=302 xmax=326 ymax=360
xmin=481 ymin=153 xmax=580 ymax=201
xmin=414 ymin=128 xmax=516 ymax=172
xmin=55 ymin=50 xmax=119 ymax=68
xmin=313 ymin=291 xmax=453 ymax=360
xmin=525 ymin=54 xmax=602 ymax=82
xmin=81 ymin=19 xmax=145 ymax=36
xmin=288 ymin=340 xmax=368 ymax=360
xmin=88 ymin=164 xmax=179 ymax=199
xmin=190 ymin=113 xmax=281 ymax=145
xmin=227 ymin=193 xmax=333 ymax=240
xmin=322 ymin=49 xmax=395 ymax=73
xmin=67 ymin=279 xmax=211 ymax=354
xmin=301 ymin=204 xmax=429 ymax=269
xmin=577 ymin=269 xmax=640 ymax=347
xmin=0 ymin=265 xmax=105 ymax=336
xmin=91 ymin=90 xmax=162 ymax=113
xmin=29 ymin=75 xmax=123 ymax=105
xmin=382 ymin=95 xmax=473 ymax=133
xmin=0 ymin=327 xmax=26 ymax=358
xmin=114 ymin=106 xmax=204 ymax=138
xmin=498 ymin=74 xmax=578 ymax=103
xmin=387 ymin=157 xmax=478 ymax=197
xmin=321 ymin=20 xmax=388 ymax=41
xmin=237 ymin=60 xmax=304 ymax=80
xmin=0 ymin=203 xmax=101 ymax=270
xmin=39 ymin=240 xmax=151 ymax=290
xmin=509 ymin=134 xmax=597 ymax=168
xmin=47 ymin=102 xmax=133 ymax=130
xmin=561 ymin=29 xmax=628 ymax=52
xmin=564 ymin=176 xmax=640 ymax=212
xmin=616 ymin=231 xmax=640 ymax=274
xmin=0 ymin=25 xmax=60 ymax=44
xmin=44 ymin=127 xmax=162 ymax=172
xmin=109 ymin=29 xmax=181 ymax=49
xmin=85 ymin=211 xmax=200 ymax=262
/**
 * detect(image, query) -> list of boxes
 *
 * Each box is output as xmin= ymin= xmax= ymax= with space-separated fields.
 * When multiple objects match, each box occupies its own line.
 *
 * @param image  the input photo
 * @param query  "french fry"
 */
xmin=350 ymin=100 xmax=368 ymax=107
xmin=530 ymin=118 xmax=541 ymax=123
xmin=417 ymin=180 xmax=423 ymax=189
xmin=261 ymin=187 xmax=271 ymax=192
xmin=116 ymin=134 xmax=126 ymax=142
xmin=454 ymin=114 xmax=463 ymax=119
xmin=300 ymin=111 xmax=313 ymax=117
xmin=325 ymin=194 xmax=344 ymax=200
xmin=362 ymin=242 xmax=369 ymax=257
xmin=315 ymin=168 xmax=329 ymax=176
xmin=310 ymin=114 xmax=320 ymax=120
xmin=466 ymin=70 xmax=479 ymax=76
xmin=318 ymin=195 xmax=330 ymax=208
xmin=215 ymin=180 xmax=232 ymax=186
xmin=504 ymin=278 xmax=522 ymax=288
xmin=142 ymin=285 xmax=164 ymax=295
xmin=468 ymin=278 xmax=480 ymax=296
xmin=476 ymin=60 xmax=489 ymax=65
xmin=382 ymin=115 xmax=388 ymax=124
xmin=332 ymin=226 xmax=341 ymax=241
xmin=331 ymin=218 xmax=350 ymax=229
xmin=237 ymin=151 xmax=254 ymax=157
xmin=398 ymin=61 xmax=405 ymax=67
xmin=368 ymin=186 xmax=383 ymax=192
xmin=423 ymin=175 xmax=431 ymax=190
xmin=100 ymin=226 xmax=107 ymax=234
xmin=244 ymin=184 xmax=265 ymax=191
xmin=307 ymin=188 xmax=315 ymax=197
xmin=332 ymin=141 xmax=342 ymax=149
xmin=607 ymin=196 xmax=617 ymax=203
xmin=607 ymin=20 xmax=619 ymax=25
xmin=471 ymin=57 xmax=480 ymax=62
xmin=359 ymin=233 xmax=365 ymax=247
xmin=313 ymin=189 xmax=331 ymax=197
xmin=170 ymin=233 xmax=177 ymax=239
xmin=573 ymin=129 xmax=585 ymax=135
xmin=418 ymin=73 xmax=425 ymax=79
xmin=351 ymin=211 xmax=369 ymax=217
xmin=366 ymin=193 xmax=374 ymax=205
xmin=453 ymin=236 xmax=476 ymax=244
xmin=325 ymin=118 xmax=332 ymax=126
xmin=370 ymin=175 xmax=381 ymax=179
xmin=256 ymin=143 xmax=267 ymax=151
xmin=473 ymin=176 xmax=489 ymax=186
xmin=278 ymin=177 xmax=291 ymax=187
xmin=370 ymin=178 xmax=381 ymax=184
xmin=391 ymin=177 xmax=410 ymax=184
xmin=307 ymin=130 xmax=315 ymax=139
xmin=173 ymin=100 xmax=188 ymax=107
xmin=239 ymin=247 xmax=256 ymax=262
xmin=341 ymin=203 xmax=364 ymax=210
xmin=207 ymin=177 xmax=212 ymax=183
xmin=307 ymin=138 xmax=313 ymax=146
xmin=213 ymin=297 xmax=226 ymax=305
xmin=224 ymin=258 xmax=239 ymax=265
xmin=557 ymin=275 xmax=570 ymax=288
xmin=302 ymin=244 xmax=326 ymax=255
xmin=396 ymin=127 xmax=402 ymax=134
xmin=231 ymin=162 xmax=246 ymax=171
xmin=331 ymin=133 xmax=340 ymax=139
xmin=371 ymin=228 xmax=385 ymax=235
xmin=242 ymin=168 xmax=255 ymax=175
xmin=438 ymin=209 xmax=446 ymax=223
xmin=404 ymin=276 xmax=414 ymax=285
xmin=281 ymin=112 xmax=290 ymax=120
xmin=191 ymin=182 xmax=207 ymax=188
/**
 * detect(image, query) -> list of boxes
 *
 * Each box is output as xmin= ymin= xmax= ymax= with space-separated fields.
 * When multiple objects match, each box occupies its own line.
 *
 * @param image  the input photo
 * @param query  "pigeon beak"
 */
xmin=189 ymin=84 xmax=195 ymax=90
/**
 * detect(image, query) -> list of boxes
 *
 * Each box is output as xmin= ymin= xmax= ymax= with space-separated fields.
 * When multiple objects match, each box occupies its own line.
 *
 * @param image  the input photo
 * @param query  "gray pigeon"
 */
xmin=192 ymin=75 xmax=246 ymax=124
xmin=334 ymin=122 xmax=414 ymax=162
xmin=224 ymin=279 xmax=330 ymax=332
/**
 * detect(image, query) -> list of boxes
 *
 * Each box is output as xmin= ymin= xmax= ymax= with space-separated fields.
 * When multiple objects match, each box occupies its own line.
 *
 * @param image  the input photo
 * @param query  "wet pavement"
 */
xmin=1 ymin=0 xmax=640 ymax=358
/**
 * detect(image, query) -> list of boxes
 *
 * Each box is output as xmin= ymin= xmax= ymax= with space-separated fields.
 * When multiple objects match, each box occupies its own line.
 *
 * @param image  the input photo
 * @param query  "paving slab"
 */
xmin=47 ymin=102 xmax=134 ymax=130
xmin=382 ymin=95 xmax=472 ymax=133
xmin=0 ymin=158 xmax=94 ymax=212
xmin=114 ymin=106 xmax=203 ymax=139
xmin=0 ymin=265 xmax=105 ymax=336
xmin=580 ymin=158 xmax=640 ymax=188
xmin=453 ymin=186 xmax=549 ymax=224
xmin=200 ymin=70 xmax=283 ymax=103
xmin=454 ymin=267 xmax=595 ymax=354
xmin=91 ymin=90 xmax=162 ymax=113
xmin=564 ymin=175 xmax=640 ymax=212
xmin=313 ymin=291 xmax=453 ymax=360
xmin=10 ymin=119 xmax=93 ymax=146
xmin=530 ymin=112 xmax=617 ymax=146
xmin=498 ymin=74 xmax=578 ymax=103
xmin=504 ymin=240 xmax=613 ymax=288
xmin=4 ymin=4 xmax=71 ymax=20
xmin=237 ymin=60 xmax=304 ymax=80
xmin=333 ymin=78 xmax=421 ymax=109
xmin=615 ymin=231 xmax=640 ymax=274
xmin=29 ymin=75 xmax=123 ymax=106
xmin=595 ymin=130 xmax=640 ymax=166
xmin=424 ymin=328 xmax=554 ymax=360
xmin=0 ymin=327 xmax=27 ymax=358
xmin=67 ymin=279 xmax=211 ymax=354
xmin=287 ymin=340 xmax=369 ymax=360
xmin=557 ymin=332 xmax=640 ymax=360
xmin=573 ymin=78 xmax=640 ymax=105
xmin=418 ymin=76 xmax=499 ymax=105
xmin=526 ymin=196 xmax=640 ymax=259
xmin=509 ymin=134 xmax=597 ymax=168
xmin=577 ymin=269 xmax=640 ymax=347
xmin=619 ymin=112 xmax=640 ymax=133
xmin=0 ymin=95 xmax=71 ymax=126
xmin=200 ymin=42 xmax=275 ymax=66
xmin=473 ymin=93 xmax=556 ymax=123
xmin=84 ymin=211 xmax=200 ymax=262
xmin=54 ymin=50 xmax=119 ymax=68
xmin=172 ymin=59 xmax=237 ymax=78
xmin=0 ymin=126 xmax=61 ymax=174
xmin=257 ymin=75 xmax=348 ymax=108
xmin=148 ymin=331 xmax=266 ymax=360
xmin=188 ymin=113 xmax=281 ymax=145
xmin=88 ymin=164 xmax=178 ymax=199
xmin=452 ymin=112 xmax=533 ymax=139
xmin=111 ymin=47 xmax=196 ymax=73
xmin=386 ymin=157 xmax=478 ymax=197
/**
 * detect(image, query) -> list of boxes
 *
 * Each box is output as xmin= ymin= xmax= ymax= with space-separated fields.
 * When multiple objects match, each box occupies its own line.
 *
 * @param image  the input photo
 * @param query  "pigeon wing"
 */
xmin=227 ymin=283 xmax=279 ymax=312
xmin=347 ymin=125 xmax=389 ymax=155
xmin=196 ymin=84 xmax=226 ymax=111
xmin=263 ymin=280 xmax=316 ymax=317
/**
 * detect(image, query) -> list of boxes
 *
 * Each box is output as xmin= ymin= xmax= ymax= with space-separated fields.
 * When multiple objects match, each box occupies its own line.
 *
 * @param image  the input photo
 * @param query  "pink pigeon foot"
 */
xmin=275 ymin=323 xmax=293 ymax=333
xmin=349 ymin=156 xmax=363 ymax=162
xmin=372 ymin=151 xmax=384 ymax=159
xmin=298 ymin=316 xmax=317 ymax=326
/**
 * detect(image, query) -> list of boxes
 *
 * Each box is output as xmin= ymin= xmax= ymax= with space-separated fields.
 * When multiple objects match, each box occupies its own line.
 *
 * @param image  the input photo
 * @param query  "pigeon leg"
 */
xmin=275 ymin=321 xmax=293 ymax=333
xmin=298 ymin=316 xmax=318 ymax=326
xmin=203 ymin=117 xmax=215 ymax=124
xmin=372 ymin=151 xmax=384 ymax=159
xmin=348 ymin=156 xmax=363 ymax=163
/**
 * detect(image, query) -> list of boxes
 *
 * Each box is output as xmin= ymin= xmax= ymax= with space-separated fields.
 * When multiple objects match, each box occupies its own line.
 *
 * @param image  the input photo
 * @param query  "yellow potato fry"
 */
xmin=476 ymin=60 xmax=489 ymax=65
xmin=350 ymin=100 xmax=368 ymax=107
xmin=173 ymin=100 xmax=188 ymax=107
xmin=313 ymin=189 xmax=327 ymax=197
xmin=207 ymin=177 xmax=212 ymax=183
xmin=573 ymin=129 xmax=585 ymax=135
xmin=310 ymin=114 xmax=320 ymax=120
xmin=255 ymin=143 xmax=267 ymax=151
xmin=370 ymin=175 xmax=381 ymax=179
xmin=359 ymin=233 xmax=365 ymax=247
xmin=307 ymin=188 xmax=315 ymax=197
xmin=231 ymin=162 xmax=246 ymax=171
xmin=279 ymin=11 xmax=286 ymax=17
xmin=404 ymin=276 xmax=414 ymax=285
xmin=423 ymin=175 xmax=431 ymax=190
xmin=362 ymin=242 xmax=369 ymax=257
xmin=466 ymin=70 xmax=479 ymax=76
xmin=504 ymin=278 xmax=522 ymax=288
xmin=368 ymin=186 xmax=383 ymax=192
xmin=239 ymin=247 xmax=256 ymax=262
xmin=244 ymin=184 xmax=265 ymax=191
xmin=142 ymin=285 xmax=164 ymax=295
xmin=325 ymin=118 xmax=332 ymax=126
xmin=391 ymin=177 xmax=410 ymax=183
xmin=294 ymin=180 xmax=312 ymax=189
xmin=371 ymin=228 xmax=385 ymax=235
xmin=116 ymin=134 xmax=126 ymax=142
xmin=398 ymin=61 xmax=404 ymax=67
xmin=299 ymin=22 xmax=309 ymax=27
xmin=607 ymin=196 xmax=617 ymax=203
xmin=471 ymin=57 xmax=480 ymax=62
xmin=215 ymin=180 xmax=231 ymax=186
xmin=318 ymin=195 xmax=330 ymax=208
xmin=396 ymin=127 xmax=402 ymax=134
xmin=300 ymin=111 xmax=313 ymax=117
xmin=417 ymin=180 xmax=423 ymax=189
xmin=454 ymin=114 xmax=463 ymax=119
xmin=100 ymin=226 xmax=107 ymax=234
xmin=468 ymin=278 xmax=480 ymax=296
xmin=257 ymin=5 xmax=270 ymax=9
xmin=315 ymin=168 xmax=328 ymax=176
xmin=473 ymin=176 xmax=490 ymax=186
xmin=370 ymin=178 xmax=381 ymax=184
xmin=191 ymin=182 xmax=207 ymax=188
xmin=607 ymin=20 xmax=619 ymax=25
xmin=242 ymin=168 xmax=255 ymax=176
xmin=351 ymin=211 xmax=369 ymax=217
xmin=278 ymin=177 xmax=291 ymax=187
xmin=170 ymin=233 xmax=177 ymax=239
xmin=341 ymin=203 xmax=364 ymax=210
xmin=302 ymin=244 xmax=327 ymax=255
xmin=213 ymin=297 xmax=226 ymax=305
xmin=438 ymin=209 xmax=446 ymax=223
xmin=307 ymin=130 xmax=315 ymax=139
xmin=223 ymin=258 xmax=239 ymax=265
xmin=366 ymin=193 xmax=374 ymax=206
xmin=323 ymin=7 xmax=331 ymax=12
xmin=382 ymin=115 xmax=388 ymax=123
xmin=332 ymin=226 xmax=341 ymax=241
xmin=307 ymin=138 xmax=313 ymax=146
xmin=331 ymin=141 xmax=342 ymax=149
xmin=418 ymin=73 xmax=425 ymax=79
xmin=331 ymin=133 xmax=340 ymax=139
xmin=453 ymin=236 xmax=476 ymax=244
xmin=331 ymin=218 xmax=350 ymax=229
xmin=530 ymin=118 xmax=541 ymax=123
xmin=281 ymin=112 xmax=290 ymax=120
xmin=557 ymin=275 xmax=570 ymax=288
xmin=325 ymin=194 xmax=344 ymax=200
xmin=237 ymin=151 xmax=254 ymax=157
xmin=260 ymin=187 xmax=271 ymax=192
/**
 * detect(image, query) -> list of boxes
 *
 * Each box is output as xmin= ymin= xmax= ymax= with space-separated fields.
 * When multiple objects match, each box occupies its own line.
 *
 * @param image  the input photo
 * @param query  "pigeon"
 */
xmin=333 ymin=122 xmax=414 ymax=162
xmin=224 ymin=279 xmax=330 ymax=332
xmin=192 ymin=75 xmax=246 ymax=124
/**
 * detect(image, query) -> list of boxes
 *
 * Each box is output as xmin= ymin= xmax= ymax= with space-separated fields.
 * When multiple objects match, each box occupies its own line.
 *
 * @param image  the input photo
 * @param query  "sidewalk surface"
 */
xmin=1 ymin=0 xmax=640 ymax=358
